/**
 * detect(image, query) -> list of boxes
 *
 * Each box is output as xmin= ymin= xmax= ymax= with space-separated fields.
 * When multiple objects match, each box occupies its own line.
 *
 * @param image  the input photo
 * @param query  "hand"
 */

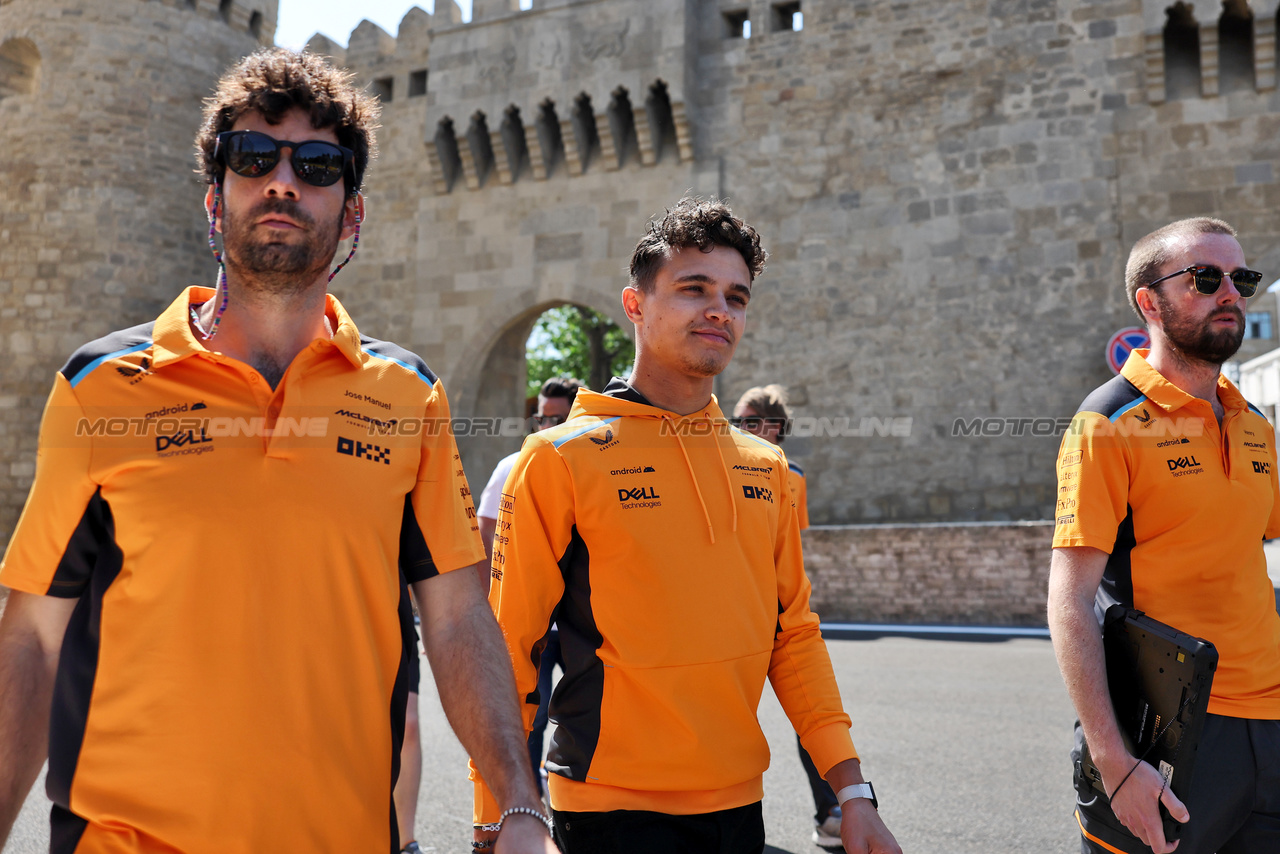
xmin=1106 ymin=760 xmax=1188 ymax=854
xmin=493 ymin=813 xmax=559 ymax=854
xmin=840 ymin=798 xmax=902 ymax=854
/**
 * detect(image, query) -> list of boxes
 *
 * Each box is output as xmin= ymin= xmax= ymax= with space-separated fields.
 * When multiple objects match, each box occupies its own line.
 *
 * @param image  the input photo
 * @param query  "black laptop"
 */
xmin=1078 ymin=605 xmax=1218 ymax=843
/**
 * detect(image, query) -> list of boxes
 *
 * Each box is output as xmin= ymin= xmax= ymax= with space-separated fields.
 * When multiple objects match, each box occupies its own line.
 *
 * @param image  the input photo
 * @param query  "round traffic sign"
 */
xmin=1106 ymin=327 xmax=1149 ymax=375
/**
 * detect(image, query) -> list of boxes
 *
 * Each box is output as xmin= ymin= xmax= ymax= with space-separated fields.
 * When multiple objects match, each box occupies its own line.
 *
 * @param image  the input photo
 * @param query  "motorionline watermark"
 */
xmin=950 ymin=416 xmax=1207 ymax=438
xmin=70 ymin=414 xmax=918 ymax=440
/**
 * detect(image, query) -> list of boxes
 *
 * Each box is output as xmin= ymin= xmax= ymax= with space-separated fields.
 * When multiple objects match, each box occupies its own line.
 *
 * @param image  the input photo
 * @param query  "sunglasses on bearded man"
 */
xmin=215 ymin=130 xmax=356 ymax=191
xmin=1147 ymin=264 xmax=1264 ymax=299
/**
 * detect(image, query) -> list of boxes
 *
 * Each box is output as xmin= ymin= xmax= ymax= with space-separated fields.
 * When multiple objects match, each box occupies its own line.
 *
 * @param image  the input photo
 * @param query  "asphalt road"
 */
xmin=4 ymin=634 xmax=1079 ymax=854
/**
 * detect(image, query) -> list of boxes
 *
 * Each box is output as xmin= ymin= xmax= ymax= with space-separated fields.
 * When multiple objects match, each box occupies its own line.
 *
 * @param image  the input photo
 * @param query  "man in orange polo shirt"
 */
xmin=1049 ymin=217 xmax=1280 ymax=854
xmin=0 ymin=49 xmax=554 ymax=854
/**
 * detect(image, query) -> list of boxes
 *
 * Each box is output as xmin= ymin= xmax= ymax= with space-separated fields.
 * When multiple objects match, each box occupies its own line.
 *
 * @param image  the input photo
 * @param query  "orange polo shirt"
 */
xmin=1 ymin=287 xmax=483 ymax=852
xmin=1054 ymin=349 xmax=1280 ymax=718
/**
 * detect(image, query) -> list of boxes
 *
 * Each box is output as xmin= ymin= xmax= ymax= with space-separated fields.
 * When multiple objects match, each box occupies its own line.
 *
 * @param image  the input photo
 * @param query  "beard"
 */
xmin=221 ymin=198 xmax=342 ymax=296
xmin=680 ymin=353 xmax=729 ymax=377
xmin=1155 ymin=295 xmax=1245 ymax=366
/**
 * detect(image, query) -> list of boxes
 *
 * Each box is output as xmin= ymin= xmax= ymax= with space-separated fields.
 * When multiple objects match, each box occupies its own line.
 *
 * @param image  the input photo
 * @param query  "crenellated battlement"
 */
xmin=424 ymin=80 xmax=692 ymax=193
xmin=152 ymin=0 xmax=278 ymax=47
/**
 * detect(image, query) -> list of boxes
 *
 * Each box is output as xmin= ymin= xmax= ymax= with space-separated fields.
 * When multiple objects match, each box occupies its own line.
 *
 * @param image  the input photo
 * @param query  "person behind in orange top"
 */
xmin=0 ymin=49 xmax=555 ymax=854
xmin=1049 ymin=217 xmax=1280 ymax=854
xmin=471 ymin=197 xmax=901 ymax=854
xmin=733 ymin=384 xmax=838 ymax=850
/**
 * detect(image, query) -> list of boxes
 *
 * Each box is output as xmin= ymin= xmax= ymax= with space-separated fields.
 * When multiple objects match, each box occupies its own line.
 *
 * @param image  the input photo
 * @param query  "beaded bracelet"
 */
xmin=501 ymin=805 xmax=555 ymax=838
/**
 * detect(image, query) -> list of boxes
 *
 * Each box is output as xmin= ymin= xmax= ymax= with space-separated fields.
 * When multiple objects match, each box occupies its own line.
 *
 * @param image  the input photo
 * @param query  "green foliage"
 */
xmin=526 ymin=305 xmax=634 ymax=397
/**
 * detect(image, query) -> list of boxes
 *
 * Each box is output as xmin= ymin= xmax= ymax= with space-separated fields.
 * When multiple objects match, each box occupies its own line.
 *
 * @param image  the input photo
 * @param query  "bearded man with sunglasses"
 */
xmin=1049 ymin=217 xmax=1280 ymax=854
xmin=0 ymin=50 xmax=555 ymax=854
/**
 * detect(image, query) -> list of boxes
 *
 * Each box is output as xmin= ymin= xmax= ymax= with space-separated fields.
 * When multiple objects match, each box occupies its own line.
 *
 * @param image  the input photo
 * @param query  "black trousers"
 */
xmin=1074 ymin=714 xmax=1280 ymax=854
xmin=797 ymin=734 xmax=840 ymax=823
xmin=552 ymin=802 xmax=765 ymax=854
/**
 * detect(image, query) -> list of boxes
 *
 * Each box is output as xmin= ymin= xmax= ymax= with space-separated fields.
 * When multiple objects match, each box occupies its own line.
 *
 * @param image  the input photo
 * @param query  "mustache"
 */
xmin=248 ymin=197 xmax=315 ymax=227
xmin=1209 ymin=306 xmax=1245 ymax=322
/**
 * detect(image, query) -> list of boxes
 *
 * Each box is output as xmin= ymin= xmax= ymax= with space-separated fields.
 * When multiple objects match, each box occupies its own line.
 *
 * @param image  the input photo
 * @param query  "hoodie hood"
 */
xmin=566 ymin=378 xmax=738 ymax=542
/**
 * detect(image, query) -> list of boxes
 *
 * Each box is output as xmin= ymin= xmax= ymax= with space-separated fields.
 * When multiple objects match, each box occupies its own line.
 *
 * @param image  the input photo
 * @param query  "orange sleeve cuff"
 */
xmin=468 ymin=760 xmax=502 ymax=825
xmin=801 ymin=721 xmax=859 ymax=779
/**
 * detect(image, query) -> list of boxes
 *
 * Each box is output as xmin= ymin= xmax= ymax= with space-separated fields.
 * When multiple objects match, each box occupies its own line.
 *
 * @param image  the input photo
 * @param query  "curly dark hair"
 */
xmin=195 ymin=48 xmax=380 ymax=196
xmin=629 ymin=197 xmax=767 ymax=292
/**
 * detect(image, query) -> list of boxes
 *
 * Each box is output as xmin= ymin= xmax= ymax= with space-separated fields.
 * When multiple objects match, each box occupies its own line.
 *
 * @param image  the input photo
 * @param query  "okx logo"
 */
xmin=337 ymin=436 xmax=391 ymax=464
xmin=1254 ymin=460 xmax=1271 ymax=475
xmin=742 ymin=485 xmax=773 ymax=503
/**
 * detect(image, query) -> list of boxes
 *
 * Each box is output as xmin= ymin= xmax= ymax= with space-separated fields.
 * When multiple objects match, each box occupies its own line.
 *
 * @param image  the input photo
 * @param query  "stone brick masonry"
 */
xmin=6 ymin=1 xmax=1280 ymax=620
xmin=803 ymin=521 xmax=1055 ymax=626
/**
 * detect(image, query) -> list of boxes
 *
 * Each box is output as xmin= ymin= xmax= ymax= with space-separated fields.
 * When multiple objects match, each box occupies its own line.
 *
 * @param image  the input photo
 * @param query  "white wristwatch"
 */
xmin=835 ymin=781 xmax=878 ymax=809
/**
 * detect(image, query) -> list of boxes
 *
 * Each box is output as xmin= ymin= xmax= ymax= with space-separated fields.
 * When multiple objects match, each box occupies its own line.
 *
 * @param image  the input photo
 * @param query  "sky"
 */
xmin=275 ymin=1 xmax=462 ymax=50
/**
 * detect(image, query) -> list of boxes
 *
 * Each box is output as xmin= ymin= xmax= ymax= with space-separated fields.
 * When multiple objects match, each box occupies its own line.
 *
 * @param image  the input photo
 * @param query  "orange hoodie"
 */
xmin=470 ymin=380 xmax=857 ymax=821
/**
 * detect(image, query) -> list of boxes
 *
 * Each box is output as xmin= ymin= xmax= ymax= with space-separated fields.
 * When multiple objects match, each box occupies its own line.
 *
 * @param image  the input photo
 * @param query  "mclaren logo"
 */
xmin=733 ymin=464 xmax=771 ymax=479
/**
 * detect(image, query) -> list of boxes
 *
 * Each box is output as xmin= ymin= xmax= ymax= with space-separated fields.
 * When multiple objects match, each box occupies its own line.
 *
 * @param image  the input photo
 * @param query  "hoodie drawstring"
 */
xmin=667 ymin=415 xmax=716 ymax=544
xmin=664 ymin=414 xmax=739 ymax=544
xmin=712 ymin=419 xmax=738 ymax=535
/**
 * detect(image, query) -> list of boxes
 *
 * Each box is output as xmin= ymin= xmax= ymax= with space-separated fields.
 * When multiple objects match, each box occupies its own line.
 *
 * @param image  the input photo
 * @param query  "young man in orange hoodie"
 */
xmin=471 ymin=198 xmax=900 ymax=854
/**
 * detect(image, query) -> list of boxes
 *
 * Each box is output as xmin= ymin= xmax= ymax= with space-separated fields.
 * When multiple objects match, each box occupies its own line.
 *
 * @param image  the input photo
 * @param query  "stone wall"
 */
xmin=324 ymin=0 xmax=1280 ymax=528
xmin=8 ymin=0 xmax=1280 ymax=546
xmin=803 ymin=521 xmax=1055 ymax=626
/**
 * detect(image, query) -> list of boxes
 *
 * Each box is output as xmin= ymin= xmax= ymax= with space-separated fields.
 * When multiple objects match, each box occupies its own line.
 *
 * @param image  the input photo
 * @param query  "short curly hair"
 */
xmin=195 ymin=48 xmax=380 ymax=196
xmin=630 ymin=197 xmax=767 ymax=292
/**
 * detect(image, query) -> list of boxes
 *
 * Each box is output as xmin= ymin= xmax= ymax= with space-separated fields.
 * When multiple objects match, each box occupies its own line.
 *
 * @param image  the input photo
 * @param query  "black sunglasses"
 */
xmin=1148 ymin=264 xmax=1263 ymax=298
xmin=216 ymin=130 xmax=355 ymax=190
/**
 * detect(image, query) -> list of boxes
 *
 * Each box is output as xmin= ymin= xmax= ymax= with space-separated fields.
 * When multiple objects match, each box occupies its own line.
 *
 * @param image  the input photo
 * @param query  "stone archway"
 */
xmin=450 ymin=286 xmax=631 ymax=489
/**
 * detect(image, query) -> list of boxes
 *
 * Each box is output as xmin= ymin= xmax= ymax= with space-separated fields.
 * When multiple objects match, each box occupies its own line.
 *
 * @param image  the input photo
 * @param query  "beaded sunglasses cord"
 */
xmin=191 ymin=187 xmax=360 ymax=336
xmin=328 ymin=210 xmax=361 ymax=283
xmin=191 ymin=185 xmax=230 ymax=341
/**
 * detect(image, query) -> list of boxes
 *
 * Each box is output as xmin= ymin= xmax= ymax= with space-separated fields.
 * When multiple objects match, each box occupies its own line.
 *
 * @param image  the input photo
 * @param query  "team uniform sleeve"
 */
xmin=0 ymin=376 xmax=100 ymax=596
xmin=1265 ymin=432 xmax=1280 ymax=539
xmin=766 ymin=461 xmax=857 ymax=777
xmin=794 ymin=472 xmax=810 ymax=531
xmin=469 ymin=437 xmax=575 ymax=824
xmin=1052 ymin=411 xmax=1130 ymax=551
xmin=401 ymin=380 xmax=485 ymax=583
